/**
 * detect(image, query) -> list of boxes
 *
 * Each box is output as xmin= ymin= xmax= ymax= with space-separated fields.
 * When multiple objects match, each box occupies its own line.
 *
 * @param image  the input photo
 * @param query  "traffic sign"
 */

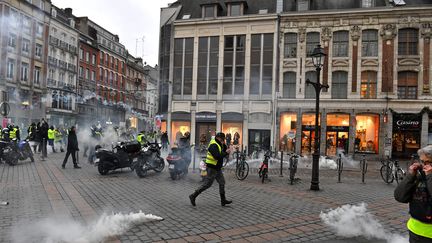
xmin=0 ymin=102 xmax=10 ymax=117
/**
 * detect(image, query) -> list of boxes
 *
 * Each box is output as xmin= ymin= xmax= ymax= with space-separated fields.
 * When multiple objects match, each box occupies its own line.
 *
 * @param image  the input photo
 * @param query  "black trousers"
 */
xmin=194 ymin=167 xmax=225 ymax=196
xmin=409 ymin=231 xmax=432 ymax=243
xmin=63 ymin=150 xmax=77 ymax=166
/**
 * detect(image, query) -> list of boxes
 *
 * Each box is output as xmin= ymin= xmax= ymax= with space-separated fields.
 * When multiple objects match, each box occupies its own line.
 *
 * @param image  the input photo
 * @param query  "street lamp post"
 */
xmin=306 ymin=45 xmax=328 ymax=191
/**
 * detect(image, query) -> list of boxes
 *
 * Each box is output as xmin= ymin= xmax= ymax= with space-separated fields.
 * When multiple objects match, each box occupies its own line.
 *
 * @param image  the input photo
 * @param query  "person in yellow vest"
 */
xmin=136 ymin=131 xmax=146 ymax=146
xmin=47 ymin=126 xmax=56 ymax=153
xmin=8 ymin=124 xmax=17 ymax=140
xmin=54 ymin=128 xmax=64 ymax=152
xmin=189 ymin=132 xmax=232 ymax=207
xmin=395 ymin=145 xmax=432 ymax=242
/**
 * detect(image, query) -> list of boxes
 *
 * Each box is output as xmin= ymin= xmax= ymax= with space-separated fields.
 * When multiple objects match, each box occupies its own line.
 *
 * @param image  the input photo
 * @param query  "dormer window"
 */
xmin=226 ymin=1 xmax=247 ymax=16
xmin=202 ymin=4 xmax=216 ymax=18
xmin=297 ymin=0 xmax=309 ymax=11
xmin=362 ymin=0 xmax=375 ymax=7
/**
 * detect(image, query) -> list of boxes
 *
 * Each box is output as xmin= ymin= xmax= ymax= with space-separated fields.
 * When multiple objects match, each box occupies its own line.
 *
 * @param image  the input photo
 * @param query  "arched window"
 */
xmin=283 ymin=72 xmax=296 ymax=98
xmin=398 ymin=28 xmax=419 ymax=55
xmin=331 ymin=71 xmax=348 ymax=99
xmin=362 ymin=29 xmax=378 ymax=57
xmin=333 ymin=31 xmax=349 ymax=57
xmin=398 ymin=71 xmax=418 ymax=99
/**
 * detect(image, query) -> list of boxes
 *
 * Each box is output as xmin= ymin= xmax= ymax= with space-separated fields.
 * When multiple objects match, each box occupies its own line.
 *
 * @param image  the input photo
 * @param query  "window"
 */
xmin=23 ymin=16 xmax=31 ymax=34
xmin=306 ymin=32 xmax=320 ymax=56
xmin=173 ymin=38 xmax=194 ymax=95
xmin=36 ymin=23 xmax=43 ymax=38
xmin=197 ymin=36 xmax=219 ymax=95
xmin=283 ymin=72 xmax=296 ymax=98
xmin=21 ymin=62 xmax=29 ymax=81
xmin=22 ymin=39 xmax=30 ymax=53
xmin=333 ymin=31 xmax=349 ymax=57
xmin=298 ymin=0 xmax=309 ymax=11
xmin=49 ymin=69 xmax=54 ymax=79
xmin=34 ymin=67 xmax=41 ymax=84
xmin=79 ymin=48 xmax=84 ymax=60
xmin=100 ymin=52 xmax=104 ymax=63
xmin=91 ymin=71 xmax=96 ymax=81
xmin=279 ymin=113 xmax=297 ymax=152
xmin=284 ymin=33 xmax=297 ymax=58
xmin=35 ymin=44 xmax=42 ymax=57
xmin=99 ymin=68 xmax=103 ymax=80
xmin=8 ymin=33 xmax=17 ymax=48
xmin=229 ymin=3 xmax=241 ymax=16
xmin=361 ymin=71 xmax=377 ymax=99
xmin=203 ymin=5 xmax=215 ymax=18
xmin=10 ymin=10 xmax=19 ymax=28
xmin=79 ymin=66 xmax=84 ymax=78
xmin=39 ymin=1 xmax=45 ymax=11
xmin=224 ymin=35 xmax=246 ymax=95
xmin=398 ymin=71 xmax=418 ymax=99
xmin=362 ymin=30 xmax=378 ymax=57
xmin=86 ymin=68 xmax=90 ymax=79
xmin=305 ymin=71 xmax=316 ymax=99
xmin=362 ymin=0 xmax=374 ymax=7
xmin=86 ymin=52 xmax=90 ymax=63
xmin=92 ymin=54 xmax=96 ymax=65
xmin=248 ymin=34 xmax=273 ymax=95
xmin=331 ymin=71 xmax=348 ymax=99
xmin=355 ymin=115 xmax=379 ymax=153
xmin=398 ymin=28 xmax=419 ymax=55
xmin=7 ymin=59 xmax=15 ymax=79
xmin=59 ymin=72 xmax=65 ymax=82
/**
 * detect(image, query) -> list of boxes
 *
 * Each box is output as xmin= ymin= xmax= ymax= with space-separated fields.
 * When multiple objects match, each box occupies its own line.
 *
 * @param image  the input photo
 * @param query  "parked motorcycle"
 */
xmin=0 ymin=139 xmax=34 ymax=165
xmin=134 ymin=142 xmax=165 ymax=178
xmin=166 ymin=145 xmax=193 ymax=180
xmin=94 ymin=141 xmax=141 ymax=175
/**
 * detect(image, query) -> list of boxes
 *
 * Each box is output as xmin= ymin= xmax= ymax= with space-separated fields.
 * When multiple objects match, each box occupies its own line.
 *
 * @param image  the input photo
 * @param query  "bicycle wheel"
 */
xmin=380 ymin=165 xmax=394 ymax=184
xmin=236 ymin=162 xmax=249 ymax=180
xmin=395 ymin=168 xmax=405 ymax=184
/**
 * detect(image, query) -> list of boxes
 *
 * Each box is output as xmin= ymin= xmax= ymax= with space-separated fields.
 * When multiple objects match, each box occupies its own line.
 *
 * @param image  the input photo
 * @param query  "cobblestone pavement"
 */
xmin=0 ymin=151 xmax=409 ymax=243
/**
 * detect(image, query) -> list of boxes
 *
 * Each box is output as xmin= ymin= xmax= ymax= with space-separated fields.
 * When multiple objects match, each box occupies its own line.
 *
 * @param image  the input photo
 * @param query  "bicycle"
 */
xmin=258 ymin=150 xmax=272 ymax=183
xmin=235 ymin=149 xmax=249 ymax=180
xmin=288 ymin=152 xmax=301 ymax=185
xmin=380 ymin=156 xmax=405 ymax=184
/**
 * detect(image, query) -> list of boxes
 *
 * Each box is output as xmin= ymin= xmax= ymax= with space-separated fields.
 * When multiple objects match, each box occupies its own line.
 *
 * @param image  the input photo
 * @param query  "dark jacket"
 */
xmin=67 ymin=129 xmax=79 ymax=152
xmin=40 ymin=121 xmax=49 ymax=139
xmin=395 ymin=172 xmax=432 ymax=223
xmin=206 ymin=139 xmax=228 ymax=170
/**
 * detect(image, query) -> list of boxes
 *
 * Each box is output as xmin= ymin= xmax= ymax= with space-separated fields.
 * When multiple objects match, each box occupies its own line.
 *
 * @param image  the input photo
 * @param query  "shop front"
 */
xmin=222 ymin=112 xmax=244 ymax=148
xmin=325 ymin=114 xmax=350 ymax=156
xmin=301 ymin=113 xmax=320 ymax=156
xmin=355 ymin=114 xmax=380 ymax=154
xmin=248 ymin=129 xmax=271 ymax=155
xmin=195 ymin=112 xmax=216 ymax=147
xmin=279 ymin=113 xmax=297 ymax=152
xmin=171 ymin=112 xmax=191 ymax=147
xmin=392 ymin=112 xmax=422 ymax=158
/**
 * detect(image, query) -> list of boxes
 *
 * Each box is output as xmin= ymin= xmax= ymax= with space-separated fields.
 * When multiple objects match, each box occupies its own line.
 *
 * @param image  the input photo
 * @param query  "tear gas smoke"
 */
xmin=12 ymin=211 xmax=163 ymax=243
xmin=320 ymin=203 xmax=408 ymax=243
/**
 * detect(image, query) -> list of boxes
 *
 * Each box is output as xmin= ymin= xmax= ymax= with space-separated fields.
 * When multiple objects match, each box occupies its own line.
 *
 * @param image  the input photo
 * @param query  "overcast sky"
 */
xmin=52 ymin=0 xmax=174 ymax=67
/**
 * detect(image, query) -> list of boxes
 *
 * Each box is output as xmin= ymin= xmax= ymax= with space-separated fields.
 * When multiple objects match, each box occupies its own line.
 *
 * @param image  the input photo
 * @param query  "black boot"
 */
xmin=221 ymin=194 xmax=232 ymax=206
xmin=189 ymin=191 xmax=200 ymax=206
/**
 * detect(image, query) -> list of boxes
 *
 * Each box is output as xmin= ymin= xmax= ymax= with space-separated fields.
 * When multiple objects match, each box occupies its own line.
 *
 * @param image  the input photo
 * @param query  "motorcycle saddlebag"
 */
xmin=123 ymin=141 xmax=141 ymax=153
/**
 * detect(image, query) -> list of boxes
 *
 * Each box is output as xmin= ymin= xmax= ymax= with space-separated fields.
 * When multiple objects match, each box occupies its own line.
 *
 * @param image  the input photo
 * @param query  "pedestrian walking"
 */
xmin=189 ymin=132 xmax=232 ymax=207
xmin=54 ymin=128 xmax=64 ymax=152
xmin=48 ymin=126 xmax=56 ymax=153
xmin=40 ymin=118 xmax=49 ymax=158
xmin=62 ymin=126 xmax=81 ymax=169
xmin=161 ymin=131 xmax=169 ymax=151
xmin=394 ymin=145 xmax=432 ymax=243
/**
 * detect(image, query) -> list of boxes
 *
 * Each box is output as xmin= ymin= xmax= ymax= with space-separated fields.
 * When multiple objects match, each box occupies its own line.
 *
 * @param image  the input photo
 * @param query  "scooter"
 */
xmin=1 ymin=139 xmax=34 ymax=165
xmin=94 ymin=141 xmax=141 ymax=175
xmin=166 ymin=145 xmax=193 ymax=180
xmin=134 ymin=142 xmax=165 ymax=178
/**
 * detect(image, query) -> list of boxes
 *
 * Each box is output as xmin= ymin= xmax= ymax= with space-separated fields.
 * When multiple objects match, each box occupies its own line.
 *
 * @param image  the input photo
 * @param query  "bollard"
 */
xmin=41 ymin=138 xmax=47 ymax=161
xmin=279 ymin=151 xmax=284 ymax=177
xmin=361 ymin=155 xmax=368 ymax=184
xmin=192 ymin=146 xmax=196 ymax=173
xmin=337 ymin=153 xmax=343 ymax=183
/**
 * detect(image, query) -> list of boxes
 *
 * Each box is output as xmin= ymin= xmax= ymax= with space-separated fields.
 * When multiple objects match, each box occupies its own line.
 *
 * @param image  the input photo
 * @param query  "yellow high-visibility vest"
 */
xmin=205 ymin=139 xmax=221 ymax=166
xmin=48 ymin=129 xmax=55 ymax=140
xmin=407 ymin=217 xmax=432 ymax=239
xmin=9 ymin=128 xmax=17 ymax=139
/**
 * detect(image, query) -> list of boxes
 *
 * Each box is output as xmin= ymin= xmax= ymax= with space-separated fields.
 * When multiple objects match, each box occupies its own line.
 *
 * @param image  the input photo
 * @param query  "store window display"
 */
xmin=326 ymin=114 xmax=350 ymax=156
xmin=355 ymin=114 xmax=379 ymax=153
xmin=222 ymin=122 xmax=242 ymax=148
xmin=171 ymin=121 xmax=190 ymax=147
xmin=301 ymin=114 xmax=320 ymax=155
xmin=279 ymin=113 xmax=297 ymax=152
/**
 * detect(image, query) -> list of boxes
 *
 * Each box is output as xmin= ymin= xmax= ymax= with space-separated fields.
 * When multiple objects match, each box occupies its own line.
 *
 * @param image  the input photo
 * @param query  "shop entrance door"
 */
xmin=248 ymin=129 xmax=271 ymax=155
xmin=326 ymin=131 xmax=348 ymax=156
xmin=196 ymin=123 xmax=216 ymax=152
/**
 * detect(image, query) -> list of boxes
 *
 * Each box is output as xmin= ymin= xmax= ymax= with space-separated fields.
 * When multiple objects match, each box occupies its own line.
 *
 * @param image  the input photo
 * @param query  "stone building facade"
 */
xmin=125 ymin=53 xmax=147 ymax=131
xmin=160 ymin=0 xmax=432 ymax=159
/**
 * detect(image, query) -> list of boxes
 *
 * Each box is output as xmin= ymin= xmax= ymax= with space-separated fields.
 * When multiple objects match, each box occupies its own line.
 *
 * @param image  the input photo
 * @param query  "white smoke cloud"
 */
xmin=12 ymin=211 xmax=163 ymax=243
xmin=320 ymin=203 xmax=408 ymax=243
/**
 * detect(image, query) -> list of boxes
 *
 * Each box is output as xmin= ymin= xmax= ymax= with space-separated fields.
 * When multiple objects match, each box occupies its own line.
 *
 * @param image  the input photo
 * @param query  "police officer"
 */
xmin=189 ymin=132 xmax=232 ymax=207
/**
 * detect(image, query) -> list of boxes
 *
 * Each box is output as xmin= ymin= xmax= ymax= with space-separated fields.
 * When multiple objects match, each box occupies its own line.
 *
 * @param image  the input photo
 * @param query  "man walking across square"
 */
xmin=62 ymin=126 xmax=81 ymax=169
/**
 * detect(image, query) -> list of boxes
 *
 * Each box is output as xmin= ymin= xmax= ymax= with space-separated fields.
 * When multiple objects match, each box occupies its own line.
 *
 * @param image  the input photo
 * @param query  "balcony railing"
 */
xmin=67 ymin=63 xmax=76 ymax=73
xmin=68 ymin=45 xmax=77 ymax=54
xmin=47 ymin=78 xmax=57 ymax=87
xmin=58 ymin=60 xmax=67 ymax=70
xmin=48 ymin=56 xmax=58 ymax=66
xmin=49 ymin=36 xmax=59 ymax=46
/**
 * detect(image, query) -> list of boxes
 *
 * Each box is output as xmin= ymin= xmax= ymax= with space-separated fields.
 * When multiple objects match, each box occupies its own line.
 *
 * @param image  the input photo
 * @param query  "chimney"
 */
xmin=64 ymin=8 xmax=73 ymax=17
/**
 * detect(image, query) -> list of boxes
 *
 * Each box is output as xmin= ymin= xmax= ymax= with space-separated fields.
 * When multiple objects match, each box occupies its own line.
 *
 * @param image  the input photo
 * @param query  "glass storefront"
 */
xmin=248 ymin=129 xmax=271 ymax=155
xmin=222 ymin=122 xmax=243 ymax=147
xmin=355 ymin=114 xmax=379 ymax=153
xmin=196 ymin=122 xmax=216 ymax=147
xmin=301 ymin=114 xmax=320 ymax=155
xmin=392 ymin=113 xmax=422 ymax=158
xmin=279 ymin=113 xmax=297 ymax=152
xmin=326 ymin=114 xmax=350 ymax=156
xmin=171 ymin=121 xmax=190 ymax=147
